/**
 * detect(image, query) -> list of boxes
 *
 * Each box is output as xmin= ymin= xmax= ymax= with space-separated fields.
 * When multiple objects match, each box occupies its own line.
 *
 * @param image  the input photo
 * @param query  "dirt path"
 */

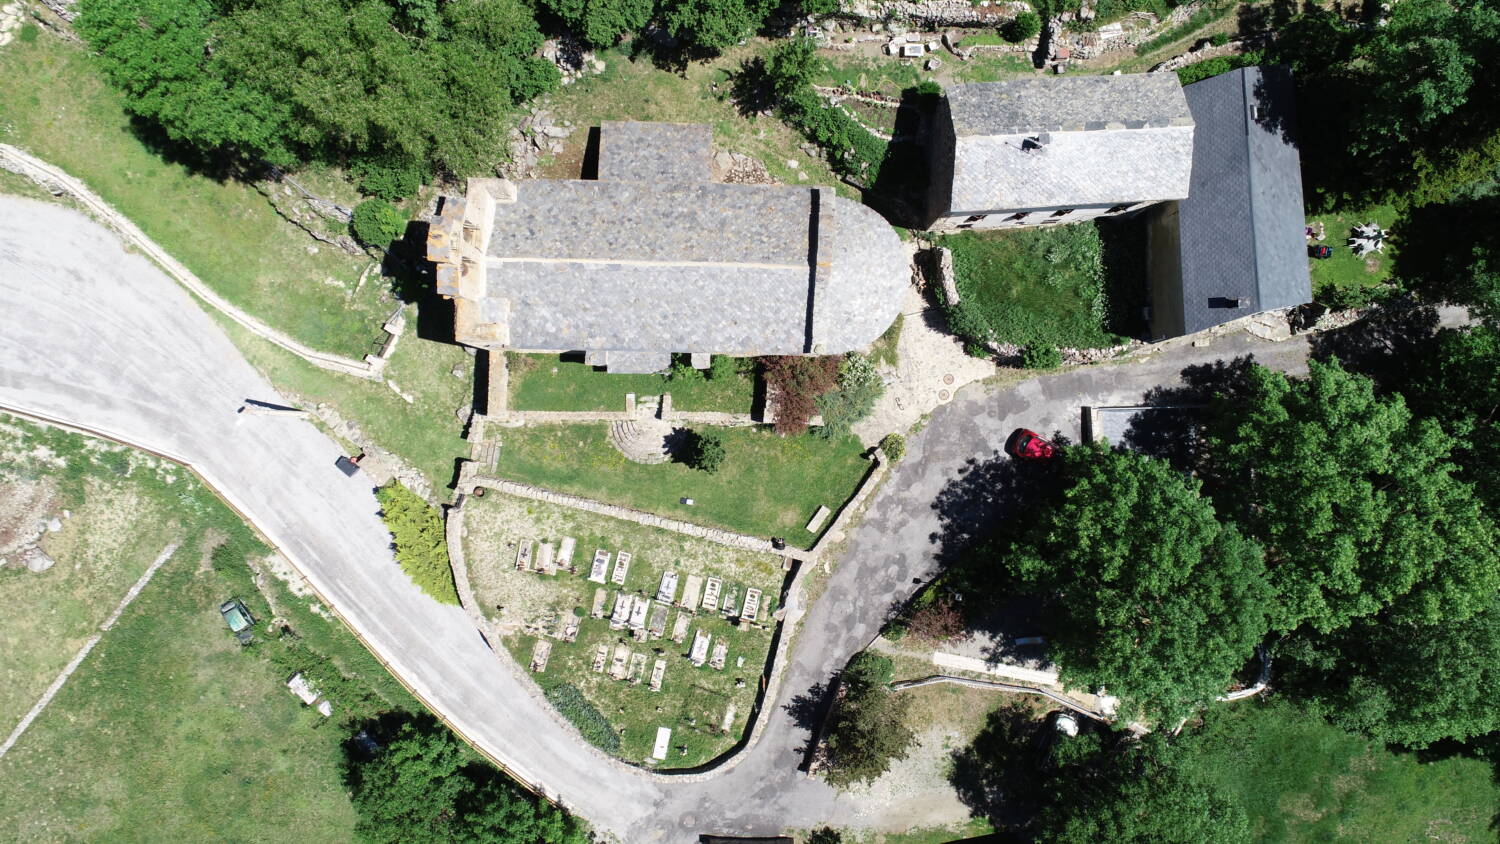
xmin=0 ymin=542 xmax=179 ymax=760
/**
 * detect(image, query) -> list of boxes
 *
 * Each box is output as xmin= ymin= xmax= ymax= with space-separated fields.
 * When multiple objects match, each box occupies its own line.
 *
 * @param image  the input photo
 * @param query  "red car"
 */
xmin=1006 ymin=428 xmax=1057 ymax=460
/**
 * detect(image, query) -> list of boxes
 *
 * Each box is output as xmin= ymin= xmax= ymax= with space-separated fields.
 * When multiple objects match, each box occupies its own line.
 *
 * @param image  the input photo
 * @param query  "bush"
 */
xmin=351 ymin=199 xmax=407 ymax=247
xmin=352 ymin=154 xmax=429 ymax=201
xmin=1023 ymin=344 xmax=1064 ymax=369
xmin=374 ymin=481 xmax=460 ymax=605
xmin=1002 ymin=11 xmax=1042 ymax=42
xmin=544 ymin=683 xmax=620 ymax=752
xmin=686 ymin=429 xmax=727 ymax=473
xmin=668 ymin=354 xmax=704 ymax=382
xmin=761 ymin=37 xmax=888 ymax=185
xmin=879 ymin=433 xmax=906 ymax=462
xmin=816 ymin=353 xmax=885 ymax=438
xmin=1209 ymin=31 xmax=1229 ymax=46
xmin=907 ymin=597 xmax=966 ymax=644
xmin=1175 ymin=50 xmax=1263 ymax=85
xmin=19 ymin=22 xmax=38 ymax=43
xmin=708 ymin=355 xmax=740 ymax=380
xmin=762 ymin=355 xmax=842 ymax=435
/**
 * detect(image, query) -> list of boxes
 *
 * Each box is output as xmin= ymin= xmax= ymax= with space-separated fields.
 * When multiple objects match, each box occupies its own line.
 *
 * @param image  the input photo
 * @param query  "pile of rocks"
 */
xmin=0 ymin=512 xmax=65 ymax=573
xmin=540 ymin=38 xmax=607 ymax=86
xmin=713 ymin=150 xmax=777 ymax=185
xmin=0 ymin=2 xmax=26 ymax=47
xmin=503 ymin=108 xmax=575 ymax=179
xmin=845 ymin=0 xmax=1025 ymax=27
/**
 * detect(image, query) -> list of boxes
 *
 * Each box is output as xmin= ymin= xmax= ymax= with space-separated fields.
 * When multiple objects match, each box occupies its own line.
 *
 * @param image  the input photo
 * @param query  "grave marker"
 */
xmin=558 ymin=536 xmax=576 ymax=570
xmin=701 ymin=577 xmax=722 ymax=612
xmin=680 ymin=574 xmax=703 ymax=610
xmin=536 ymin=542 xmax=555 ymax=574
xmin=515 ymin=540 xmax=534 ymax=571
xmin=656 ymin=571 xmax=679 ymax=604
xmin=612 ymin=550 xmax=632 ymax=585
xmin=588 ymin=549 xmax=610 ymax=583
xmin=652 ymin=727 xmax=672 ymax=760
xmin=649 ymin=657 xmax=667 ymax=691
xmin=690 ymin=630 xmax=711 ymax=666
xmin=742 ymin=588 xmax=762 ymax=622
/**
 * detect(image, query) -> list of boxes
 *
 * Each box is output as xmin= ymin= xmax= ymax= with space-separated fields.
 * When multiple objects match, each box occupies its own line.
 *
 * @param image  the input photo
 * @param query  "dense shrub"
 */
xmin=374 ymin=481 xmax=460 ymax=605
xmin=1002 ymin=11 xmax=1041 ymax=42
xmin=668 ymin=354 xmax=704 ymax=381
xmin=761 ymin=355 xmax=841 ymax=435
xmin=1022 ymin=344 xmax=1064 ymax=369
xmin=351 ymin=199 xmax=408 ymax=247
xmin=815 ymin=353 xmax=884 ymax=438
xmin=685 ymin=429 xmax=727 ymax=473
xmin=824 ymin=652 xmax=915 ymax=787
xmin=708 ymin=355 xmax=740 ymax=380
xmin=759 ymin=37 xmax=887 ymax=184
xmin=544 ymin=682 xmax=620 ymax=752
xmin=1176 ymin=51 xmax=1263 ymax=85
xmin=537 ymin=0 xmax=652 ymax=47
xmin=660 ymin=0 xmax=774 ymax=55
xmin=906 ymin=597 xmax=965 ymax=644
xmin=879 ymin=433 xmax=906 ymax=462
xmin=352 ymin=154 xmax=430 ymax=202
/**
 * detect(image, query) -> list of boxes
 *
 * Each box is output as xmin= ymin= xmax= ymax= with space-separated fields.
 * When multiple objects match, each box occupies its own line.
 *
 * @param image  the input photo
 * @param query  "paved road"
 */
xmin=0 ymin=196 xmax=1315 ymax=840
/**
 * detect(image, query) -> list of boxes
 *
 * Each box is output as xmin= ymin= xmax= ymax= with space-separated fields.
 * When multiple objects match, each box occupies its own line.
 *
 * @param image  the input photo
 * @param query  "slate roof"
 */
xmin=597 ymin=121 xmax=712 ymax=184
xmin=478 ymin=122 xmax=907 ymax=358
xmin=943 ymin=76 xmax=1195 ymax=213
xmin=1175 ymin=67 xmax=1311 ymax=334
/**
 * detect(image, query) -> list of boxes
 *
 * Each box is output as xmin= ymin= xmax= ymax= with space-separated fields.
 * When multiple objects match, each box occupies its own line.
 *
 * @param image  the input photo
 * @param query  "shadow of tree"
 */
xmin=948 ymin=704 xmax=1049 ymax=828
xmin=1308 ymin=303 xmax=1441 ymax=391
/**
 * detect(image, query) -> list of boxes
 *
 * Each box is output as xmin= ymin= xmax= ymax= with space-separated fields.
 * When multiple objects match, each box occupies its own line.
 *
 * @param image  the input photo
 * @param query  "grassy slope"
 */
xmin=1185 ymin=698 xmax=1499 ymax=842
xmin=215 ymin=310 xmax=472 ymax=491
xmin=492 ymin=423 xmax=870 ymax=545
xmin=0 ymin=415 xmax=411 ymax=842
xmin=0 ymin=30 xmax=388 ymax=359
xmin=508 ymin=354 xmax=755 ymax=413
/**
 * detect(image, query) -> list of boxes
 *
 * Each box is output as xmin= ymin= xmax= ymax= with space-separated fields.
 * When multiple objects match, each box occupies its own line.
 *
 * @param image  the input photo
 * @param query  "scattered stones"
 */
xmin=21 ymin=547 xmax=55 ymax=573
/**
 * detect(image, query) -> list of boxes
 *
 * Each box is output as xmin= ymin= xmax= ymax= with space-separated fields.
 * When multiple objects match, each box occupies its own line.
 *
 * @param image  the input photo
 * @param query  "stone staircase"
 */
xmin=608 ymin=418 xmax=673 ymax=464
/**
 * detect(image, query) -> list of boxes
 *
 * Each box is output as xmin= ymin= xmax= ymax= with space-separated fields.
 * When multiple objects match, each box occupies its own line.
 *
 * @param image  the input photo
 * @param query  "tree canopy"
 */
xmin=1004 ymin=444 xmax=1270 ymax=719
xmin=537 ymin=0 xmax=653 ymax=47
xmin=1203 ymin=358 xmax=1499 ymax=633
xmin=1279 ymin=594 xmax=1500 ymax=748
xmin=823 ymin=653 xmax=917 ymax=787
xmin=346 ymin=715 xmax=589 ymax=844
xmin=77 ymin=0 xmax=556 ymax=185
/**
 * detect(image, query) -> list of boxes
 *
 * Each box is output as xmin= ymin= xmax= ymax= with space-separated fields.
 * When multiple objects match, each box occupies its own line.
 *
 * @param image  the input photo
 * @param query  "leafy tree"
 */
xmin=1005 ymin=444 xmax=1271 ymax=719
xmin=764 ymin=36 xmax=822 ymax=103
xmin=685 ymin=429 xmax=726 ymax=473
xmin=538 ymin=0 xmax=653 ymax=47
xmin=823 ymin=653 xmax=916 ymax=787
xmin=1279 ymin=594 xmax=1500 ymax=747
xmin=77 ymin=0 xmax=556 ymax=179
xmin=1002 ymin=11 xmax=1041 ymax=43
xmin=1390 ymin=195 xmax=1500 ymax=319
xmin=1400 ymin=324 xmax=1500 ymax=509
xmin=816 ymin=353 xmax=884 ymax=438
xmin=1034 ymin=735 xmax=1251 ymax=844
xmin=879 ymin=433 xmax=906 ymax=462
xmin=352 ymin=199 xmax=408 ymax=247
xmin=374 ymin=481 xmax=460 ymax=605
xmin=346 ymin=714 xmax=589 ymax=843
xmin=1203 ymin=358 xmax=1500 ymax=633
xmin=660 ymin=0 xmax=770 ymax=55
xmin=762 ymin=355 xmax=841 ymax=435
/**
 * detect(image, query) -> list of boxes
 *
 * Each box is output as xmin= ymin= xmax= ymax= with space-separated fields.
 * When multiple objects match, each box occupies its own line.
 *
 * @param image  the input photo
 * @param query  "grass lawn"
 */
xmin=0 ymin=28 xmax=391 ymax=359
xmin=1307 ymin=204 xmax=1400 ymax=304
xmin=1183 ymin=698 xmax=1500 ymax=842
xmin=869 ymin=314 xmax=903 ymax=370
xmin=537 ymin=44 xmax=853 ymax=196
xmin=953 ymin=53 xmax=1040 ymax=84
xmin=816 ymin=54 xmax=925 ymax=98
xmin=463 ymin=493 xmax=783 ymax=768
xmin=508 ymin=353 xmax=755 ymax=413
xmin=491 ymin=423 xmax=871 ymax=545
xmin=938 ymin=223 xmax=1127 ymax=349
xmin=0 ymin=414 xmax=417 ymax=841
xmin=214 ymin=306 xmax=473 ymax=492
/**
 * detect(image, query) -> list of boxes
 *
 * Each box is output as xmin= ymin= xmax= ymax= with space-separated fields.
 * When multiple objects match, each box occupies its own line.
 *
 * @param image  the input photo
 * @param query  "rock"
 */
xmin=591 ymin=58 xmax=606 ymax=73
xmin=46 ymin=517 xmax=62 ymax=533
xmin=786 ymin=159 xmax=799 ymax=169
xmin=714 ymin=150 xmax=734 ymax=173
xmin=926 ymin=57 xmax=942 ymax=70
xmin=539 ymin=124 xmax=571 ymax=139
xmin=22 ymin=547 xmax=55 ymax=573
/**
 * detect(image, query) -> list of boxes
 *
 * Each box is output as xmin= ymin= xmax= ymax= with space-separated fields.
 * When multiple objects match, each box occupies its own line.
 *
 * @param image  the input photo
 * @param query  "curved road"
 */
xmin=0 ymin=197 xmax=1313 ymax=840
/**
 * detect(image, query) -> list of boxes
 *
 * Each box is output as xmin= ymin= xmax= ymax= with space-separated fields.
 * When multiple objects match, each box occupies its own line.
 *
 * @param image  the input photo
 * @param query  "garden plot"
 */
xmin=462 ymin=491 xmax=786 ymax=768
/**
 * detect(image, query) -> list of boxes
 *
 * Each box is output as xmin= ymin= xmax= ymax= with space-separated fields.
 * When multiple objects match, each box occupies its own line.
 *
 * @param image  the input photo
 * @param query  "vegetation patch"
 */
xmin=508 ymin=353 xmax=755 ymax=413
xmin=545 ymin=682 xmax=621 ymax=753
xmin=938 ymin=223 xmax=1125 ymax=350
xmin=1305 ymin=203 xmax=1400 ymax=309
xmin=491 ymin=423 xmax=869 ymax=545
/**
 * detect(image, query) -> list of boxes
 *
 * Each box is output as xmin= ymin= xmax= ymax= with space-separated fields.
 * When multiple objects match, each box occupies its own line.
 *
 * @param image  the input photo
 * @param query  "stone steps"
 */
xmin=608 ymin=419 xmax=671 ymax=465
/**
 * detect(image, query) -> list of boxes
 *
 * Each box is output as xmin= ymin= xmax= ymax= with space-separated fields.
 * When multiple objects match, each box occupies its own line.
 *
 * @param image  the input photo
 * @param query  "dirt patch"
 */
xmin=0 ymin=477 xmax=60 ymax=558
xmin=261 ymin=551 xmax=315 ymax=598
xmin=195 ymin=528 xmax=227 ymax=573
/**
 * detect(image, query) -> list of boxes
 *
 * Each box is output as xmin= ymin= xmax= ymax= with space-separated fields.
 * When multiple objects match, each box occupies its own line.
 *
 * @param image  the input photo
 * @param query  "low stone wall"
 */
xmin=808 ymin=452 xmax=886 ymax=558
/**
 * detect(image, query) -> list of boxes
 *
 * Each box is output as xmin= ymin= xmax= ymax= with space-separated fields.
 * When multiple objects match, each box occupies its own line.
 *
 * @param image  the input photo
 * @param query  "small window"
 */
xmin=964 ymin=214 xmax=988 ymax=223
xmin=1106 ymin=204 xmax=1133 ymax=215
xmin=1005 ymin=212 xmax=1029 ymax=222
xmin=1050 ymin=208 xmax=1074 ymax=218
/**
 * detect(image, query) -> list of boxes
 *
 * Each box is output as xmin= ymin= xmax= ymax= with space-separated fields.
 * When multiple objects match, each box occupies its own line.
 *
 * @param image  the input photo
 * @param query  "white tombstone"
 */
xmin=588 ymin=549 xmax=610 ymax=583
xmin=652 ymin=727 xmax=672 ymax=760
xmin=612 ymin=551 xmax=632 ymax=585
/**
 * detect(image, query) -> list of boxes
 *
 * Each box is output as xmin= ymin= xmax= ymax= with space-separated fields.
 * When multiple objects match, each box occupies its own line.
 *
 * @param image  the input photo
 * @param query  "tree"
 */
xmin=1400 ymin=324 xmax=1500 ymax=509
xmin=1203 ymin=358 xmax=1500 ymax=633
xmin=659 ymin=0 xmax=771 ymax=55
xmin=815 ymin=353 xmax=884 ymax=438
xmin=346 ymin=714 xmax=589 ymax=844
xmin=764 ymin=36 xmax=822 ymax=104
xmin=352 ymin=199 xmax=408 ymax=247
xmin=1002 ymin=11 xmax=1041 ymax=43
xmin=1004 ymin=444 xmax=1271 ymax=719
xmin=1279 ymin=593 xmax=1500 ymax=748
xmin=823 ymin=653 xmax=917 ymax=787
xmin=1390 ymin=195 xmax=1500 ymax=319
xmin=1034 ymin=736 xmax=1251 ymax=844
xmin=375 ymin=481 xmax=460 ymax=605
xmin=77 ymin=0 xmax=556 ymax=179
xmin=1022 ymin=344 xmax=1063 ymax=370
xmin=761 ymin=355 xmax=841 ymax=435
xmin=685 ymin=429 xmax=726 ymax=473
xmin=537 ymin=0 xmax=652 ymax=47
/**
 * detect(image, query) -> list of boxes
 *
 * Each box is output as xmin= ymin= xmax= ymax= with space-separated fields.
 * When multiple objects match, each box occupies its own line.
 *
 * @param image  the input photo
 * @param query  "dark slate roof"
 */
xmin=1176 ymin=67 xmax=1311 ymax=334
xmin=480 ymin=123 xmax=908 ymax=356
xmin=944 ymin=76 xmax=1195 ymax=212
xmin=598 ymin=121 xmax=712 ymax=184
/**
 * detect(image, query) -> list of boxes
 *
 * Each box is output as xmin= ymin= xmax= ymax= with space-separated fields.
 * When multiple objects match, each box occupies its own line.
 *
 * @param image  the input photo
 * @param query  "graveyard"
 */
xmin=461 ymin=490 xmax=788 ymax=768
